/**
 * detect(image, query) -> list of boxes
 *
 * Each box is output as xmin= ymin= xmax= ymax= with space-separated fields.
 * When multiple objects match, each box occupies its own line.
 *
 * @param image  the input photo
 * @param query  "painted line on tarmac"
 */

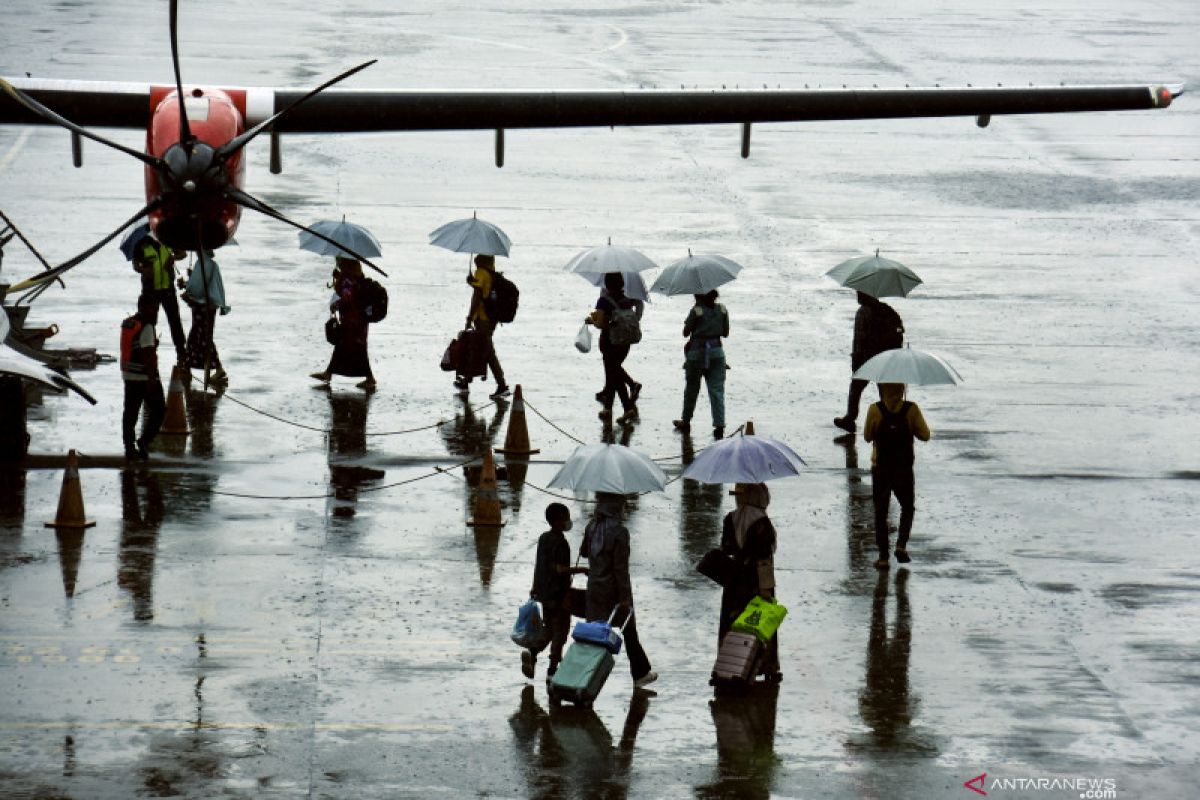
xmin=603 ymin=24 xmax=628 ymax=52
xmin=0 ymin=720 xmax=453 ymax=733
xmin=0 ymin=128 xmax=33 ymax=173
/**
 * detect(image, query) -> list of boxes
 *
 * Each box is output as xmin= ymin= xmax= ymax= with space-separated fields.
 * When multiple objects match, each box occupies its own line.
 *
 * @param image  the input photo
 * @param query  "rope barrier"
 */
xmin=200 ymin=381 xmax=493 ymax=438
xmin=521 ymin=398 xmax=588 ymax=446
xmin=209 ymin=456 xmax=479 ymax=501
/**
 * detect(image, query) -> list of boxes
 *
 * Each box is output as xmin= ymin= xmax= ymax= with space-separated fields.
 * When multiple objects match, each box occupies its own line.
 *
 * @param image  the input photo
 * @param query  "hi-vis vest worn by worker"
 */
xmin=120 ymin=316 xmax=156 ymax=381
xmin=141 ymin=242 xmax=175 ymax=291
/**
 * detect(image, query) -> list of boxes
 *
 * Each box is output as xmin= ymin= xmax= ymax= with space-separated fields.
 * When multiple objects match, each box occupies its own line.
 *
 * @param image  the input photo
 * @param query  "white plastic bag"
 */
xmin=574 ymin=323 xmax=592 ymax=353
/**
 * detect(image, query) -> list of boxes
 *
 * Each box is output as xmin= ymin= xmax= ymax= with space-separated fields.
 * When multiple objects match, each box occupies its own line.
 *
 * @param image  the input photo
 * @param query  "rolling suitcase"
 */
xmin=457 ymin=328 xmax=489 ymax=380
xmin=548 ymin=640 xmax=614 ymax=709
xmin=711 ymin=631 xmax=761 ymax=692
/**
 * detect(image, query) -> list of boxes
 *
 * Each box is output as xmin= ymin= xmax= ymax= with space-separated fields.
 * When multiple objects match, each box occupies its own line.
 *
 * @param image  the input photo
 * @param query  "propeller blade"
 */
xmin=168 ymin=0 xmax=193 ymax=149
xmin=225 ymin=187 xmax=388 ymax=276
xmin=14 ymin=200 xmax=165 ymax=304
xmin=216 ymin=60 xmax=377 ymax=159
xmin=0 ymin=77 xmax=162 ymax=168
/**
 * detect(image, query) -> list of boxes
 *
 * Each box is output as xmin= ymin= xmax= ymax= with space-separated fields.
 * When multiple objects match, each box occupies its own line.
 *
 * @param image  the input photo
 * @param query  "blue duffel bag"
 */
xmin=571 ymin=606 xmax=627 ymax=655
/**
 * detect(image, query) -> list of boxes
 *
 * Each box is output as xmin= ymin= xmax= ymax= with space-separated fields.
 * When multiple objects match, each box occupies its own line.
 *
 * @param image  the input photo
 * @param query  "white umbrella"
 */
xmin=681 ymin=429 xmax=806 ymax=484
xmin=298 ymin=218 xmax=382 ymax=259
xmin=852 ymin=345 xmax=963 ymax=386
xmin=650 ymin=251 xmax=743 ymax=296
xmin=548 ymin=442 xmax=667 ymax=494
xmin=826 ymin=250 xmax=922 ymax=299
xmin=563 ymin=240 xmax=658 ymax=277
xmin=429 ymin=212 xmax=512 ymax=257
xmin=564 ymin=240 xmax=657 ymax=302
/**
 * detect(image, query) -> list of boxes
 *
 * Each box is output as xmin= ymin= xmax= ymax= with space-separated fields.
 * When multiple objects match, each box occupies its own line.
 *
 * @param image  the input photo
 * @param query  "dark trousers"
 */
xmin=845 ymin=377 xmax=869 ymax=421
xmin=147 ymin=288 xmax=187 ymax=362
xmin=123 ymin=379 xmax=165 ymax=450
xmin=872 ymin=465 xmax=915 ymax=555
xmin=621 ymin=611 xmax=652 ymax=681
xmin=544 ymin=604 xmax=571 ymax=667
xmin=600 ymin=342 xmax=632 ymax=410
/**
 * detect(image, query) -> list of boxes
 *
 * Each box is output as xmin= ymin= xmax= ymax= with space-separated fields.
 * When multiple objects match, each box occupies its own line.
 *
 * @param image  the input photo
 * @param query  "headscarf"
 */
xmin=731 ymin=482 xmax=771 ymax=549
xmin=587 ymin=493 xmax=625 ymax=559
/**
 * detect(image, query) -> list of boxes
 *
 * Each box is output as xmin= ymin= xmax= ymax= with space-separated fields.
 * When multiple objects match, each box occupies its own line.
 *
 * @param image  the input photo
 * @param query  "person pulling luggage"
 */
xmin=582 ymin=493 xmax=657 ymax=690
xmin=716 ymin=482 xmax=782 ymax=683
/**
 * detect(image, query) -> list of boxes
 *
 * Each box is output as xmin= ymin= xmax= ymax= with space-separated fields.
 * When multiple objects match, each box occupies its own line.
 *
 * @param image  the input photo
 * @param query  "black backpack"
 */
xmin=874 ymin=401 xmax=914 ymax=469
xmin=358 ymin=277 xmax=388 ymax=323
xmin=869 ymin=302 xmax=904 ymax=352
xmin=486 ymin=272 xmax=519 ymax=324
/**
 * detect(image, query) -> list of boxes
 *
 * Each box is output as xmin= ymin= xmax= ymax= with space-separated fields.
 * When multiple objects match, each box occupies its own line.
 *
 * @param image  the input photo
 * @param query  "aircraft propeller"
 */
xmin=1 ymin=0 xmax=384 ymax=292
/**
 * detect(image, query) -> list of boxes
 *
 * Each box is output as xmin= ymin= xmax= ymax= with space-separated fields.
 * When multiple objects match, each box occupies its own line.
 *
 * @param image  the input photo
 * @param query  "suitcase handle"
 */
xmin=609 ymin=605 xmax=633 ymax=631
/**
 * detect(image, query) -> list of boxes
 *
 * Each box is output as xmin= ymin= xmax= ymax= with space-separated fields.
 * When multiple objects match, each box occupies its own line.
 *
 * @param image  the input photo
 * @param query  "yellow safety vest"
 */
xmin=141 ymin=243 xmax=174 ymax=291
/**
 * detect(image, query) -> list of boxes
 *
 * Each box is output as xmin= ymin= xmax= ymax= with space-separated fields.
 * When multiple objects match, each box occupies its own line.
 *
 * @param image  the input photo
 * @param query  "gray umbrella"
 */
xmin=298 ymin=218 xmax=382 ymax=259
xmin=826 ymin=249 xmax=922 ymax=298
xmin=650 ymin=250 xmax=743 ymax=296
xmin=429 ymin=212 xmax=512 ymax=257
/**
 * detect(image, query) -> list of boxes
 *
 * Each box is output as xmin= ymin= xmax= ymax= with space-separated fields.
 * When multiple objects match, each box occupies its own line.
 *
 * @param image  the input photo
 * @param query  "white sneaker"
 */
xmin=633 ymin=671 xmax=658 ymax=690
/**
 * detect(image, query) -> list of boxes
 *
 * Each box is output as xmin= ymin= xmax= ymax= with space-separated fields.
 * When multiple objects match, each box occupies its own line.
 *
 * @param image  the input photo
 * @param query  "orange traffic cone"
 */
xmin=744 ymin=420 xmax=756 ymax=435
xmin=44 ymin=449 xmax=95 ymax=529
xmin=495 ymin=384 xmax=539 ymax=457
xmin=158 ymin=365 xmax=190 ymax=436
xmin=467 ymin=448 xmax=505 ymax=528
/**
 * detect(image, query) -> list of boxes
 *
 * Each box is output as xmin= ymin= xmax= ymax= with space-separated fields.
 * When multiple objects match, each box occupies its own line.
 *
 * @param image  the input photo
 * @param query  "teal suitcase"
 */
xmin=548 ymin=640 xmax=614 ymax=708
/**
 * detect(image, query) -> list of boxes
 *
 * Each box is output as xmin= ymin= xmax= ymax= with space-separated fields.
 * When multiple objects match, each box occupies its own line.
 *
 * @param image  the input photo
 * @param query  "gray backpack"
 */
xmin=608 ymin=306 xmax=642 ymax=346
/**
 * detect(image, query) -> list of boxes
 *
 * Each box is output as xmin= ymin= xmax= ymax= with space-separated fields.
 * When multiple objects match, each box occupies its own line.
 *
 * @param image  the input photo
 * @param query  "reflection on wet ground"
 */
xmin=696 ymin=685 xmax=780 ymax=799
xmin=510 ymin=685 xmax=650 ymax=799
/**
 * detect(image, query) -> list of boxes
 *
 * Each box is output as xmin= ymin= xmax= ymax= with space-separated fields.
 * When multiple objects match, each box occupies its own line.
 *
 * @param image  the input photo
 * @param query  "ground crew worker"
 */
xmin=862 ymin=382 xmax=931 ymax=568
xmin=132 ymin=236 xmax=187 ymax=365
xmin=121 ymin=294 xmax=165 ymax=460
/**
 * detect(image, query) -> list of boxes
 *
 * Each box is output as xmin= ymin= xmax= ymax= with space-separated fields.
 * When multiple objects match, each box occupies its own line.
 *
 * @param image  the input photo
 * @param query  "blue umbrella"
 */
xmin=118 ymin=222 xmax=152 ymax=261
xmin=681 ymin=426 xmax=807 ymax=484
xmin=298 ymin=219 xmax=382 ymax=259
xmin=429 ymin=212 xmax=511 ymax=257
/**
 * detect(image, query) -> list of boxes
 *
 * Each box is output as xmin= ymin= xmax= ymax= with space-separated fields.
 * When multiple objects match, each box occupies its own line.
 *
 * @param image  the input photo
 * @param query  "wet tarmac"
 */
xmin=2 ymin=0 xmax=1199 ymax=797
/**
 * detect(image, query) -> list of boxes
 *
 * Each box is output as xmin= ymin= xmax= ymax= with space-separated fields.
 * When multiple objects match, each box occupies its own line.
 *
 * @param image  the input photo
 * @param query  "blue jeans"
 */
xmin=681 ymin=352 xmax=726 ymax=428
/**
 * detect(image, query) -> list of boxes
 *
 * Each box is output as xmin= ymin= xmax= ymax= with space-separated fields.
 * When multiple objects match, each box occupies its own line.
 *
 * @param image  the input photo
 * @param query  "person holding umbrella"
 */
xmin=834 ymin=292 xmax=905 ymax=434
xmin=126 ymin=229 xmax=188 ymax=368
xmin=588 ymin=272 xmax=640 ymax=424
xmin=457 ymin=254 xmax=510 ymax=398
xmin=825 ymin=251 xmax=919 ymax=434
xmin=672 ymin=290 xmax=730 ymax=439
xmin=863 ymin=383 xmax=931 ymax=568
xmin=582 ymin=492 xmax=658 ymax=691
xmin=717 ymin=482 xmax=782 ymax=683
xmin=311 ymin=257 xmax=377 ymax=390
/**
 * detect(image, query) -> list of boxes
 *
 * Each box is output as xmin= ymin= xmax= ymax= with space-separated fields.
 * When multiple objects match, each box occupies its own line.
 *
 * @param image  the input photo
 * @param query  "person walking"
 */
xmin=588 ymin=273 xmax=640 ymax=425
xmin=455 ymin=254 xmax=509 ymax=398
xmin=672 ymin=290 xmax=729 ymax=439
xmin=863 ymin=382 xmax=931 ymax=568
xmin=131 ymin=234 xmax=187 ymax=366
xmin=716 ymin=482 xmax=782 ymax=682
xmin=594 ymin=286 xmax=643 ymax=406
xmin=181 ymin=250 xmax=230 ymax=384
xmin=120 ymin=294 xmax=165 ymax=460
xmin=524 ymin=503 xmax=588 ymax=682
xmin=835 ymin=292 xmax=904 ymax=434
xmin=582 ymin=493 xmax=657 ymax=690
xmin=311 ymin=257 xmax=376 ymax=390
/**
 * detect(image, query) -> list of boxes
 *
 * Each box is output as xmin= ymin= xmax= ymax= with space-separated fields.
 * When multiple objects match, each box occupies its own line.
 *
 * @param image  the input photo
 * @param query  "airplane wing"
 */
xmin=0 ymin=78 xmax=1182 ymax=132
